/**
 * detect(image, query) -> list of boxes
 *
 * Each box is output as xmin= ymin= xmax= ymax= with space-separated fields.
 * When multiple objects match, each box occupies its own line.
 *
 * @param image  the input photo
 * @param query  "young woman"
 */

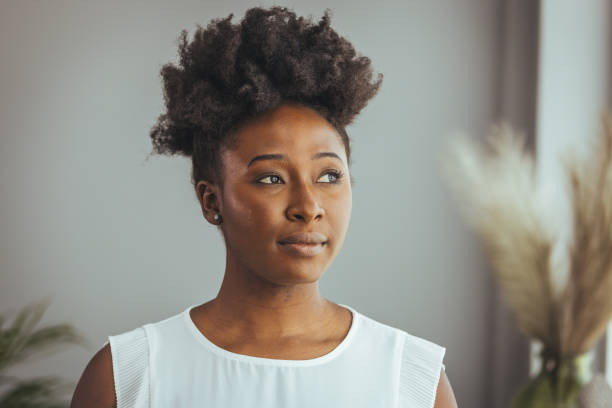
xmin=71 ymin=6 xmax=458 ymax=408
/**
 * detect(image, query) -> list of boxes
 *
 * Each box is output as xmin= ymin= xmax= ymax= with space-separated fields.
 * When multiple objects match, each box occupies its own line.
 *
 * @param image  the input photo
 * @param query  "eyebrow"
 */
xmin=247 ymin=152 xmax=343 ymax=167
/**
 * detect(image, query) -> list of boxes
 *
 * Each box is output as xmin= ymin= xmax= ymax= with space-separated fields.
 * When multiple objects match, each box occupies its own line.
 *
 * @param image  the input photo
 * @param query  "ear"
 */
xmin=195 ymin=180 xmax=222 ymax=225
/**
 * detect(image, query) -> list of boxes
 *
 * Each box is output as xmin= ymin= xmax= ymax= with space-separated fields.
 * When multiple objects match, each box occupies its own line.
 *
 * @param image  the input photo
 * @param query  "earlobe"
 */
xmin=195 ymin=180 xmax=221 ymax=223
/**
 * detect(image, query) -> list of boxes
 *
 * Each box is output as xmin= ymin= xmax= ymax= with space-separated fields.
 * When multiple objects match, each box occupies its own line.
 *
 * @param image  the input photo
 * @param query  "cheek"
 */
xmin=329 ymin=188 xmax=352 ymax=228
xmin=222 ymin=187 xmax=280 ymax=236
xmin=345 ymin=196 xmax=353 ymax=225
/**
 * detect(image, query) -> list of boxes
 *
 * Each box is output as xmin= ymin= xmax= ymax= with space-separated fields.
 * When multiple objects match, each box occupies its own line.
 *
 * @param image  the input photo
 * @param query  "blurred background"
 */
xmin=1 ymin=0 xmax=611 ymax=406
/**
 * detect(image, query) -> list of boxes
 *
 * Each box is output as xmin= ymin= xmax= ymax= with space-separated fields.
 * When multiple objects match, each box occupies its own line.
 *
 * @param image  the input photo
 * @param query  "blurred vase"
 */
xmin=510 ymin=350 xmax=593 ymax=408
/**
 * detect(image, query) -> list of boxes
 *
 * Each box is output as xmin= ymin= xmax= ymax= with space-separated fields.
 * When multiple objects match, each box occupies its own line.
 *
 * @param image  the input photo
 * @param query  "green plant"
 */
xmin=0 ymin=298 xmax=89 ymax=407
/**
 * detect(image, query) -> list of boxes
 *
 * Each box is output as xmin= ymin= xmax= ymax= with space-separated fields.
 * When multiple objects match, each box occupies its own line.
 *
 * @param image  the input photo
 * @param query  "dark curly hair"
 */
xmin=148 ymin=6 xmax=383 ymax=190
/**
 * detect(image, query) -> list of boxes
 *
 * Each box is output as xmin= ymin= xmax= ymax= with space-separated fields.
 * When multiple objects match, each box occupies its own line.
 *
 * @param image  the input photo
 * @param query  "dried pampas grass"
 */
xmin=439 ymin=112 xmax=612 ymax=359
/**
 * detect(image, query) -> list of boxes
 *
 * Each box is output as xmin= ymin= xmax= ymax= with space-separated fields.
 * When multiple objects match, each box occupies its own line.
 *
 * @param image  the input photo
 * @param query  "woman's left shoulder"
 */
xmin=434 ymin=368 xmax=458 ymax=408
xmin=400 ymin=330 xmax=446 ymax=367
xmin=397 ymin=329 xmax=449 ymax=408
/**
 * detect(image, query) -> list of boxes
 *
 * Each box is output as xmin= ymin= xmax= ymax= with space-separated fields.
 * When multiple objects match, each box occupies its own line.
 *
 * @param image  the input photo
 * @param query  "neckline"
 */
xmin=183 ymin=303 xmax=359 ymax=367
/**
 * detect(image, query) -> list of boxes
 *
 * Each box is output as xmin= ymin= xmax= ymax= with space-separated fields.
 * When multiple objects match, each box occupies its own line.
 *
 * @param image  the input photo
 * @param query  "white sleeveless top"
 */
xmin=105 ymin=303 xmax=446 ymax=408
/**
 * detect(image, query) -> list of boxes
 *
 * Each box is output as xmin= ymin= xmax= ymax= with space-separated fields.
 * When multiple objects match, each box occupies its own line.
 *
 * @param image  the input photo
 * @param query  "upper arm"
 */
xmin=71 ymin=343 xmax=117 ymax=408
xmin=434 ymin=368 xmax=458 ymax=408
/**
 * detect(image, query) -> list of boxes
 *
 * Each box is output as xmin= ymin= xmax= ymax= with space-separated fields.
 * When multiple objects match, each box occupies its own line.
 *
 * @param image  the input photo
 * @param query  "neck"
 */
xmin=206 ymin=254 xmax=335 ymax=339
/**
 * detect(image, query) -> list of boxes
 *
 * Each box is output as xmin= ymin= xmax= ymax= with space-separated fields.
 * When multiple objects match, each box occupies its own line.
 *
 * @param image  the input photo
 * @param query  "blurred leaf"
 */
xmin=0 ymin=300 xmax=89 ymax=373
xmin=0 ymin=299 xmax=89 ymax=407
xmin=0 ymin=376 xmax=73 ymax=408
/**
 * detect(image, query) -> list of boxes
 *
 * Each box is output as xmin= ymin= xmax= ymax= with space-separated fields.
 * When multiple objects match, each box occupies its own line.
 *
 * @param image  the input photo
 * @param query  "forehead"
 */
xmin=223 ymin=104 xmax=347 ymax=164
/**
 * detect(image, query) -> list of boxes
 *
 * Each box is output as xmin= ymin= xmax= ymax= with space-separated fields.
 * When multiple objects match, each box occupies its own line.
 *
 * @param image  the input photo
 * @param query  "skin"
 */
xmin=70 ymin=102 xmax=458 ymax=407
xmin=191 ymin=102 xmax=354 ymax=358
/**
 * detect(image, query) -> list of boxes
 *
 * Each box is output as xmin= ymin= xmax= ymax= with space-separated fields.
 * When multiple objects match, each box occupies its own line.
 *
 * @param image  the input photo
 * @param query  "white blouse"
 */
xmin=105 ymin=303 xmax=446 ymax=408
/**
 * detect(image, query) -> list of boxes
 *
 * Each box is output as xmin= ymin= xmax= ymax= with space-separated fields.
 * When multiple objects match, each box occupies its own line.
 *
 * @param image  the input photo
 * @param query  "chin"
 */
xmin=266 ymin=265 xmax=325 ymax=285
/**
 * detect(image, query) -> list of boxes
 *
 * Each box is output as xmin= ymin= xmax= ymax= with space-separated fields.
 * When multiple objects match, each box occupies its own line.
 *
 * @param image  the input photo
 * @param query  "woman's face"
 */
xmin=207 ymin=103 xmax=352 ymax=285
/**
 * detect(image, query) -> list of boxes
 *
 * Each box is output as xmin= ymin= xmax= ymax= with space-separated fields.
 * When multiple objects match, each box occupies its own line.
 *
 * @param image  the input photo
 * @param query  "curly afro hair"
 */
xmin=149 ymin=6 xmax=383 ymax=190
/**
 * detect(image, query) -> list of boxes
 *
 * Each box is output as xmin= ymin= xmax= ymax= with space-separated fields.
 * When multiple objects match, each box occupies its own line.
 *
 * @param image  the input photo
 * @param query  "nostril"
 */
xmin=286 ymin=208 xmax=322 ymax=222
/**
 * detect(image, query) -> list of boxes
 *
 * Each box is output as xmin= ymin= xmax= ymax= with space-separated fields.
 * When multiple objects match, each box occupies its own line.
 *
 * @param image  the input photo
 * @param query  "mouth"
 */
xmin=277 ymin=241 xmax=328 ymax=257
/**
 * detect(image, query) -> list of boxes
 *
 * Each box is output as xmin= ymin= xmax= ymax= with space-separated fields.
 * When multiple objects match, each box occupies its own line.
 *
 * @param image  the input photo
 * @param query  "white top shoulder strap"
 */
xmin=398 ymin=332 xmax=446 ymax=408
xmin=106 ymin=326 xmax=150 ymax=408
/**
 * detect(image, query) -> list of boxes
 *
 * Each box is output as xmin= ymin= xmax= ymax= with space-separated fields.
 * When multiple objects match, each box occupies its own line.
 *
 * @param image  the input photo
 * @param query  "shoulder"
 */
xmin=71 ymin=343 xmax=117 ymax=408
xmin=351 ymin=308 xmax=454 ymax=408
xmin=70 ymin=307 xmax=186 ymax=408
xmin=434 ymin=369 xmax=458 ymax=408
xmin=72 ymin=326 xmax=150 ymax=408
xmin=401 ymin=330 xmax=446 ymax=361
xmin=397 ymin=330 xmax=448 ymax=408
xmin=350 ymin=307 xmax=407 ymax=341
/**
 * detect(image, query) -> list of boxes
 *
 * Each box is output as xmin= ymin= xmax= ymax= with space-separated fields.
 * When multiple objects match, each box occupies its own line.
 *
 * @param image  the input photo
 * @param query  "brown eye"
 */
xmin=317 ymin=170 xmax=343 ymax=183
xmin=258 ymin=175 xmax=283 ymax=184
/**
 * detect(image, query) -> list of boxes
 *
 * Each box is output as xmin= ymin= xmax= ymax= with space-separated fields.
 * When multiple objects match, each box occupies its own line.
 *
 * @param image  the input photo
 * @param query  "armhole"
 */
xmin=107 ymin=327 xmax=150 ymax=408
xmin=398 ymin=332 xmax=446 ymax=408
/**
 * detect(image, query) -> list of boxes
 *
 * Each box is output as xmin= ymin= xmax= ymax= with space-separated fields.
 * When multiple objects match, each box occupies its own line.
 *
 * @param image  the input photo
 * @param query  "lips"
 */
xmin=277 ymin=231 xmax=328 ymax=245
xmin=277 ymin=232 xmax=328 ymax=257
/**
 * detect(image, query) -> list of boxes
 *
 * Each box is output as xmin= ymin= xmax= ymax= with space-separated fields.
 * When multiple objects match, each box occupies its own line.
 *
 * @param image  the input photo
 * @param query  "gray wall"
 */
xmin=489 ymin=0 xmax=538 ymax=406
xmin=0 ymin=1 xmax=511 ymax=406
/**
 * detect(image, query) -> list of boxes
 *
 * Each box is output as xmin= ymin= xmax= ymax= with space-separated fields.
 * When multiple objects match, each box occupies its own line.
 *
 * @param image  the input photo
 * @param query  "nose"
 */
xmin=285 ymin=182 xmax=325 ymax=223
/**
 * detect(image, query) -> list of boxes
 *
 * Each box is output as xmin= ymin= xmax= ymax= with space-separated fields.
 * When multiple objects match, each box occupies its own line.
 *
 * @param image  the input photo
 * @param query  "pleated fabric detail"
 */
xmin=398 ymin=332 xmax=446 ymax=408
xmin=107 ymin=327 xmax=150 ymax=408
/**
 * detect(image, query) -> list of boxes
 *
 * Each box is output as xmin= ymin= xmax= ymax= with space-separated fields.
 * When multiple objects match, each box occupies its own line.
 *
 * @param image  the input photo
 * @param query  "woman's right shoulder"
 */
xmin=70 ymin=342 xmax=117 ymax=408
xmin=70 ymin=309 xmax=182 ymax=407
xmin=71 ymin=325 xmax=150 ymax=408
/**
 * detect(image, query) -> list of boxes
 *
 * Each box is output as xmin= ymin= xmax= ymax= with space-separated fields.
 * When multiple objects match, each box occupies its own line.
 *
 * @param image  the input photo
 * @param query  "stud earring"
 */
xmin=213 ymin=214 xmax=219 ymax=221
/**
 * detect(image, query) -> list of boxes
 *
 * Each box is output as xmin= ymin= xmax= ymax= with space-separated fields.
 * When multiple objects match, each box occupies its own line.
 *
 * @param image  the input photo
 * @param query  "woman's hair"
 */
xmin=149 ymin=6 xmax=383 ymax=189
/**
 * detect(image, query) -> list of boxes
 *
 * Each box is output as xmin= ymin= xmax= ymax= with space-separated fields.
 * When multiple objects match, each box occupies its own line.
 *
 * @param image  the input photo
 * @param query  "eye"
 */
xmin=317 ymin=170 xmax=344 ymax=183
xmin=257 ymin=174 xmax=284 ymax=184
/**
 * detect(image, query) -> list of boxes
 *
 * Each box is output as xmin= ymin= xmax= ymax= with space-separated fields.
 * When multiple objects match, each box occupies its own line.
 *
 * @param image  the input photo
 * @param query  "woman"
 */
xmin=71 ymin=6 xmax=458 ymax=408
